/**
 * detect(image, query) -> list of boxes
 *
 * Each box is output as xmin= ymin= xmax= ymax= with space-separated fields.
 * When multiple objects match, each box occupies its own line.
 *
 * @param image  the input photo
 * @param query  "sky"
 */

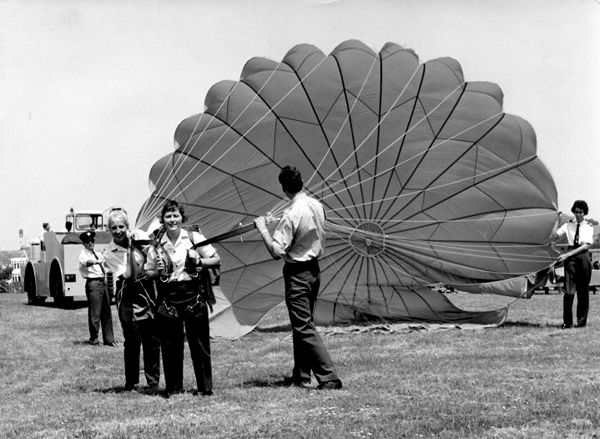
xmin=1 ymin=0 xmax=599 ymax=250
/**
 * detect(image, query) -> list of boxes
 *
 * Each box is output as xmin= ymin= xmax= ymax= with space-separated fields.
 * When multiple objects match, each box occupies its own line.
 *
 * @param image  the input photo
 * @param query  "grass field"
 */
xmin=1 ymin=291 xmax=600 ymax=438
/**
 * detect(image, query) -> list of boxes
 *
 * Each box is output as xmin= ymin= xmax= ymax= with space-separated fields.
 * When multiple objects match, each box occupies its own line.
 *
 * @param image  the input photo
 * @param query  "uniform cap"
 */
xmin=79 ymin=231 xmax=96 ymax=243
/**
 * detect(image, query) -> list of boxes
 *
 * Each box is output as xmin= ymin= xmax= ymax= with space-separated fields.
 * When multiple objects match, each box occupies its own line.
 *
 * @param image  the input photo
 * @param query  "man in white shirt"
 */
xmin=552 ymin=200 xmax=594 ymax=328
xmin=255 ymin=166 xmax=342 ymax=390
xmin=78 ymin=231 xmax=116 ymax=345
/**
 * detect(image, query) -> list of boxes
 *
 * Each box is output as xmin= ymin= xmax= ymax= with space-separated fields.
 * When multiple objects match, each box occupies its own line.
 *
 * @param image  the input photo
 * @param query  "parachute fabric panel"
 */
xmin=137 ymin=40 xmax=558 ymax=339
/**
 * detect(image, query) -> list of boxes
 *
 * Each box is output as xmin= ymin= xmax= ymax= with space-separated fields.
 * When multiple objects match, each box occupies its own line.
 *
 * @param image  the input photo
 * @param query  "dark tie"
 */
xmin=92 ymin=249 xmax=106 ymax=275
xmin=574 ymin=223 xmax=580 ymax=246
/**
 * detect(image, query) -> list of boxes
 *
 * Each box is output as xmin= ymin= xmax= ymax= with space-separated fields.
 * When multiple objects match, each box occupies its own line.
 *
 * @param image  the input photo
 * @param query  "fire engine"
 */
xmin=23 ymin=208 xmax=117 ymax=306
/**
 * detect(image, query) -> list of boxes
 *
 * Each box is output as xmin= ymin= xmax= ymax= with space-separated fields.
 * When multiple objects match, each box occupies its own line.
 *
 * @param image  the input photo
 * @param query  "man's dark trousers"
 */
xmin=85 ymin=278 xmax=115 ymax=344
xmin=284 ymin=259 xmax=338 ymax=385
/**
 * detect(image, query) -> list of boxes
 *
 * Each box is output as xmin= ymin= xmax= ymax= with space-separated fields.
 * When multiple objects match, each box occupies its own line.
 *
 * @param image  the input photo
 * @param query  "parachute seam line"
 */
xmin=512 ymin=119 xmax=556 ymax=206
xmin=373 ymin=61 xmax=423 ymax=220
xmin=410 ymin=287 xmax=454 ymax=321
xmin=326 ymin=227 xmax=429 ymax=285
xmin=327 ymin=190 xmax=552 ymax=237
xmin=372 ymin=261 xmax=391 ymax=311
xmin=338 ymin=118 xmax=527 ymax=235
xmin=381 ymin=110 xmax=506 ymax=227
xmin=231 ymin=177 xmax=251 ymax=215
xmin=333 ymin=252 xmax=364 ymax=308
xmin=311 ymin=80 xmax=473 ymax=214
xmin=370 ymin=50 xmax=385 ymax=220
xmin=336 ymin=59 xmax=370 ymax=221
xmin=247 ymin=58 xmax=361 ymax=226
xmin=190 ymin=152 xmax=285 ymax=205
xmin=317 ymin=109 xmax=503 ymax=211
xmin=305 ymin=59 xmax=425 ymax=211
xmin=319 ymin=247 xmax=368 ymax=311
xmin=304 ymin=48 xmax=382 ymax=223
xmin=378 ymin=82 xmax=468 ymax=226
xmin=309 ymin=56 xmax=421 ymax=189
xmin=383 ymin=247 xmax=445 ymax=286
xmin=221 ymin=261 xmax=285 ymax=307
xmin=380 ymin=151 xmax=540 ymax=235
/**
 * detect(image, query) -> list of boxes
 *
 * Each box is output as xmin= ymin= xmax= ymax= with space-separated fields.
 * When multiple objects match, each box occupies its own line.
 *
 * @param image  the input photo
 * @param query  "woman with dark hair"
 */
xmin=154 ymin=200 xmax=221 ymax=396
xmin=552 ymin=200 xmax=594 ymax=328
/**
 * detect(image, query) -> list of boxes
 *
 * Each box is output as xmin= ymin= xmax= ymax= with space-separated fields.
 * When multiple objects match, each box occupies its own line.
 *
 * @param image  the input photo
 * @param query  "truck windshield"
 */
xmin=75 ymin=214 xmax=104 ymax=231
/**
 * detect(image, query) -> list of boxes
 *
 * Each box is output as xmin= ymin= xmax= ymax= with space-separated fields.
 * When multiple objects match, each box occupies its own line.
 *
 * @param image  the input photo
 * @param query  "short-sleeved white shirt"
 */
xmin=79 ymin=247 xmax=105 ymax=279
xmin=556 ymin=220 xmax=594 ymax=246
xmin=159 ymin=229 xmax=217 ymax=282
xmin=272 ymin=192 xmax=326 ymax=263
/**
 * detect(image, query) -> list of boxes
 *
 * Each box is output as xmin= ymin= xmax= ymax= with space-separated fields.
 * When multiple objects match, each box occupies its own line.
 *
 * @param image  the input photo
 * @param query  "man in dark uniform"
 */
xmin=254 ymin=166 xmax=342 ymax=390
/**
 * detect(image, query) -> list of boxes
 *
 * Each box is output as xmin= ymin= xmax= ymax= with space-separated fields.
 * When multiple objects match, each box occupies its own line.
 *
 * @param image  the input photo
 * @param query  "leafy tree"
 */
xmin=0 ymin=265 xmax=15 ymax=294
xmin=0 ymin=265 xmax=12 ymax=281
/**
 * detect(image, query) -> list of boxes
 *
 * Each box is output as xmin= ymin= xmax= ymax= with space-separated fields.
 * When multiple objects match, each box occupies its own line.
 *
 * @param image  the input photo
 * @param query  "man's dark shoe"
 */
xmin=104 ymin=342 xmax=119 ymax=347
xmin=88 ymin=339 xmax=100 ymax=345
xmin=560 ymin=324 xmax=571 ymax=330
xmin=124 ymin=383 xmax=138 ymax=392
xmin=317 ymin=379 xmax=343 ymax=390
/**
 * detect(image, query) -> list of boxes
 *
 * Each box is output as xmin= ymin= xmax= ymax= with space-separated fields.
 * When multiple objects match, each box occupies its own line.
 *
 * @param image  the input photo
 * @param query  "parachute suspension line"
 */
xmin=138 ymin=60 xmax=291 ymax=225
xmin=140 ymin=82 xmax=244 ymax=223
xmin=304 ymin=47 xmax=388 ymax=224
xmin=339 ymin=228 xmax=557 ymax=278
xmin=304 ymin=56 xmax=422 ymax=192
xmin=142 ymin=54 xmax=335 ymax=226
xmin=383 ymin=235 xmax=556 ymax=264
xmin=305 ymin=79 xmax=468 ymax=201
xmin=327 ymin=221 xmax=555 ymax=266
xmin=318 ymin=109 xmax=502 ymax=205
xmin=317 ymin=149 xmax=528 ymax=219
xmin=325 ymin=224 xmax=447 ymax=287
xmin=327 ymin=210 xmax=558 ymax=226
xmin=305 ymin=48 xmax=382 ymax=187
xmin=304 ymin=48 xmax=382 ymax=224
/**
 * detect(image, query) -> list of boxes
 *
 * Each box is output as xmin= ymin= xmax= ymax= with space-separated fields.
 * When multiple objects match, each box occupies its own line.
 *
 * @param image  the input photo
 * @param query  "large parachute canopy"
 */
xmin=137 ymin=40 xmax=559 ymax=339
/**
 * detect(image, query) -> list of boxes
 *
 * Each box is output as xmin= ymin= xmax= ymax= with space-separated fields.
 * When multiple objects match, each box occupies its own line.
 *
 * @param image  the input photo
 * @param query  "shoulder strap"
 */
xmin=187 ymin=228 xmax=221 ymax=286
xmin=187 ymin=229 xmax=196 ymax=245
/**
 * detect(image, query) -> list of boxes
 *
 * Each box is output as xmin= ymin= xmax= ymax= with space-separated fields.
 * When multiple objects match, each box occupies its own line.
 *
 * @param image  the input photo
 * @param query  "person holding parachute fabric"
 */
xmin=254 ymin=166 xmax=343 ymax=390
xmin=551 ymin=200 xmax=594 ymax=329
xmin=154 ymin=200 xmax=221 ymax=396
xmin=102 ymin=209 xmax=161 ymax=392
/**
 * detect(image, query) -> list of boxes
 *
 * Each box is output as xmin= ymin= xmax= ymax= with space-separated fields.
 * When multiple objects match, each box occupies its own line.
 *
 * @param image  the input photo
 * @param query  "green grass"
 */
xmin=1 ymin=291 xmax=600 ymax=438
